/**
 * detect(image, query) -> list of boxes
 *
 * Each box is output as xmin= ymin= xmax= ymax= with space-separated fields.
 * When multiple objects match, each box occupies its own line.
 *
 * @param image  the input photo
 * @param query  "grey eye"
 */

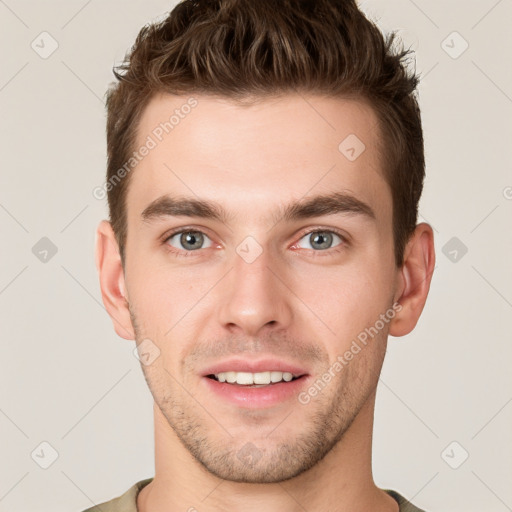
xmin=167 ymin=231 xmax=212 ymax=251
xmin=297 ymin=231 xmax=343 ymax=250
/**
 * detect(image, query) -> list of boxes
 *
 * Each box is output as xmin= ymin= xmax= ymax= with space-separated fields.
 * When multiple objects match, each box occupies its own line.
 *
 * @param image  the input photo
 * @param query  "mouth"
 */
xmin=200 ymin=359 xmax=311 ymax=407
xmin=206 ymin=371 xmax=305 ymax=387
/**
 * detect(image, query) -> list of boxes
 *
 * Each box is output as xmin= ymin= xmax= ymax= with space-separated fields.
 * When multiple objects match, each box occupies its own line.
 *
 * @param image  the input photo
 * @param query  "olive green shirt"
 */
xmin=80 ymin=478 xmax=427 ymax=511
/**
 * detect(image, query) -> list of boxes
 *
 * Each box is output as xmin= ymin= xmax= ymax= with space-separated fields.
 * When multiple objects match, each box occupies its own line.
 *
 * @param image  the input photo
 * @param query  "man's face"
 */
xmin=122 ymin=93 xmax=400 ymax=483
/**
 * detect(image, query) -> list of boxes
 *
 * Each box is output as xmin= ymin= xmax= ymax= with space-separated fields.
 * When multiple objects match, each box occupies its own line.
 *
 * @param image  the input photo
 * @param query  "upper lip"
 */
xmin=201 ymin=358 xmax=310 ymax=377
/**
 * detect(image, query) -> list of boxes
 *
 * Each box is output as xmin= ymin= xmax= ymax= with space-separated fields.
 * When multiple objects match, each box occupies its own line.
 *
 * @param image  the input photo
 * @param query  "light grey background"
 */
xmin=1 ymin=1 xmax=511 ymax=511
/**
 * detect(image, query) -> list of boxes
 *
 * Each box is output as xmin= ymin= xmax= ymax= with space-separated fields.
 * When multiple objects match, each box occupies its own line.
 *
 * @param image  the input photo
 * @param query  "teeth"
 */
xmin=253 ymin=371 xmax=270 ymax=384
xmin=214 ymin=371 xmax=296 ymax=385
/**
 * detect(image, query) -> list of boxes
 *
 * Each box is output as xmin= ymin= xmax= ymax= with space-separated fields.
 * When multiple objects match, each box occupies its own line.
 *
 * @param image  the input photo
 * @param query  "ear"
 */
xmin=95 ymin=220 xmax=135 ymax=340
xmin=389 ymin=222 xmax=435 ymax=337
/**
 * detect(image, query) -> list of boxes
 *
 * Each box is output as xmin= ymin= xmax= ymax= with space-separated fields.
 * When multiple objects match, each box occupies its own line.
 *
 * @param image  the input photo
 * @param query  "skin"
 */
xmin=96 ymin=92 xmax=435 ymax=512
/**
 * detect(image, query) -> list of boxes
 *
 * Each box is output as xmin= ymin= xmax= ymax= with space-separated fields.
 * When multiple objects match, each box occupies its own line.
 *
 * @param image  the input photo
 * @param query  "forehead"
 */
xmin=127 ymin=92 xmax=390 ymax=226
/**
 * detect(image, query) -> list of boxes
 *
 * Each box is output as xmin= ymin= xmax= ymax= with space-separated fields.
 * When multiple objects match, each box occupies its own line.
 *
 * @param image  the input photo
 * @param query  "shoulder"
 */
xmin=79 ymin=478 xmax=154 ymax=512
xmin=385 ymin=489 xmax=428 ymax=512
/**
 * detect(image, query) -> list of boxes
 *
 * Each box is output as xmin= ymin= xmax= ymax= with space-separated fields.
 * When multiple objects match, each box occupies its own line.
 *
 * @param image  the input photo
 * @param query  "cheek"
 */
xmin=128 ymin=254 xmax=182 ymax=305
xmin=127 ymin=259 xmax=217 ymax=339
xmin=291 ymin=263 xmax=392 ymax=340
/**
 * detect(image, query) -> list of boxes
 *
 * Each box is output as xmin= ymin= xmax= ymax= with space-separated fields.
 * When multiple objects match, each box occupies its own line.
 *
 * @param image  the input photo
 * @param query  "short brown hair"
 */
xmin=105 ymin=0 xmax=424 ymax=267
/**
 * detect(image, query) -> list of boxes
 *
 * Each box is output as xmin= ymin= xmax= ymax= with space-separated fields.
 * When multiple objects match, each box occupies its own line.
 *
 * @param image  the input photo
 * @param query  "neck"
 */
xmin=137 ymin=391 xmax=398 ymax=512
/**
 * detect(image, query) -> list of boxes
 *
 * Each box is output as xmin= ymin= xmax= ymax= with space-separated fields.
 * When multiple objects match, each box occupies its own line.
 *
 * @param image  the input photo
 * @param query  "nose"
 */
xmin=217 ymin=245 xmax=293 ymax=337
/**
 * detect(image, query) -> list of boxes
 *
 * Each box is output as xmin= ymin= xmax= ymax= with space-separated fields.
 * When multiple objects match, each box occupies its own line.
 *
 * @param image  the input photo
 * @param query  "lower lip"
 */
xmin=202 ymin=375 xmax=310 ymax=408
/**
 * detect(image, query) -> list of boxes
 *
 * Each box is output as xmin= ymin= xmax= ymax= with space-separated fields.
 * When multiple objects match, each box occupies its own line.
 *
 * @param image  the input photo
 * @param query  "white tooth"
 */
xmin=225 ymin=371 xmax=237 ymax=383
xmin=270 ymin=371 xmax=284 ymax=383
xmin=236 ymin=372 xmax=254 ymax=385
xmin=253 ymin=371 xmax=271 ymax=385
xmin=214 ymin=371 xmax=295 ymax=385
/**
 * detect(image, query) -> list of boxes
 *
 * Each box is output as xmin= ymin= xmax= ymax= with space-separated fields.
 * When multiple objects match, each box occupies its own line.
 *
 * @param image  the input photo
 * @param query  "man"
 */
xmin=88 ymin=0 xmax=435 ymax=510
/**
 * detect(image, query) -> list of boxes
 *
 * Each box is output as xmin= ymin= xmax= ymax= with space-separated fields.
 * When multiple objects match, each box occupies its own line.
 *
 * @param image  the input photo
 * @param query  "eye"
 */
xmin=166 ymin=230 xmax=213 ymax=251
xmin=296 ymin=230 xmax=345 ymax=251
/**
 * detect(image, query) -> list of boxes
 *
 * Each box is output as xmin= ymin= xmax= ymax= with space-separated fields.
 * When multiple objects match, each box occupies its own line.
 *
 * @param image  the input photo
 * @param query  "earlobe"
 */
xmin=389 ymin=222 xmax=435 ymax=337
xmin=95 ymin=220 xmax=135 ymax=340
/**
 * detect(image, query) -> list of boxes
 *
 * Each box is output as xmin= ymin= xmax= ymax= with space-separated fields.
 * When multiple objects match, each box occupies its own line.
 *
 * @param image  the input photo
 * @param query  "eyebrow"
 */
xmin=140 ymin=191 xmax=376 ymax=226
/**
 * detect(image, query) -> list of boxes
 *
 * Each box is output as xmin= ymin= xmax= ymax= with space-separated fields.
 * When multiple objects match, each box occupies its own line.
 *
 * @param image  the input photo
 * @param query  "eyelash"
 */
xmin=293 ymin=228 xmax=349 ymax=256
xmin=161 ymin=227 xmax=349 ymax=258
xmin=162 ymin=227 xmax=211 ymax=258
